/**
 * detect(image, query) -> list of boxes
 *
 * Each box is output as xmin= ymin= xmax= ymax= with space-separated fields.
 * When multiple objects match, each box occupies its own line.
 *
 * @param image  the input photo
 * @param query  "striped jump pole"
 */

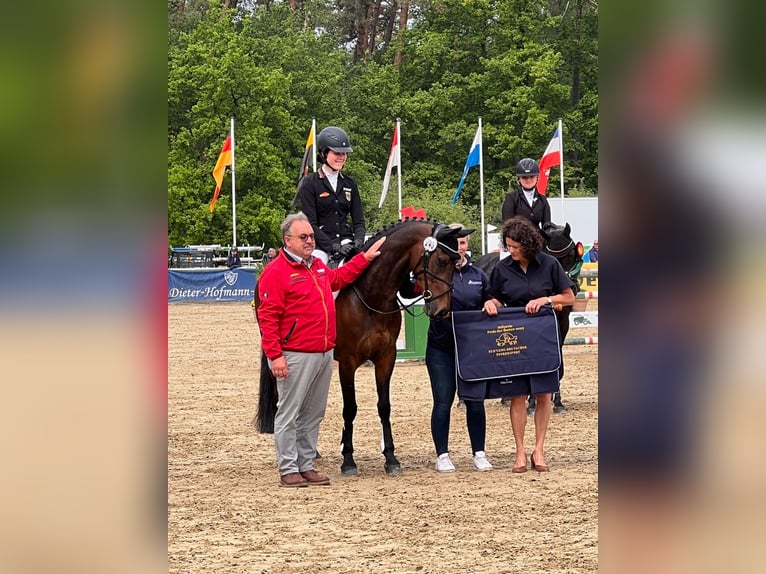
xmin=564 ymin=336 xmax=598 ymax=345
xmin=575 ymin=291 xmax=598 ymax=299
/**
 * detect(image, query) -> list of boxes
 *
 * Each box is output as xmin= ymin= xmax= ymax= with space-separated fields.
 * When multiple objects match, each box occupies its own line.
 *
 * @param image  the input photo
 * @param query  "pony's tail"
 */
xmin=253 ymin=349 xmax=277 ymax=433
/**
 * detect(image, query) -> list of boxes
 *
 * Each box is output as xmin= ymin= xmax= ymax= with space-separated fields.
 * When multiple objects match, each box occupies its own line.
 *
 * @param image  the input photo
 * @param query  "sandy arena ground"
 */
xmin=169 ymin=302 xmax=598 ymax=573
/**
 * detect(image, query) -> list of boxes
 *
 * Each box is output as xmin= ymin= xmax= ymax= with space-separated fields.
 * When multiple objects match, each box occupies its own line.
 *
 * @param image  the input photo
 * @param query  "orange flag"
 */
xmin=210 ymin=136 xmax=233 ymax=212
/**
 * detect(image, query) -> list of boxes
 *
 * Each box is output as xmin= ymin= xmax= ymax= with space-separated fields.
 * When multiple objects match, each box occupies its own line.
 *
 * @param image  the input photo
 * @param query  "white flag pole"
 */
xmin=558 ymin=117 xmax=565 ymax=223
xmin=230 ymin=117 xmax=237 ymax=247
xmin=478 ymin=117 xmax=486 ymax=255
xmin=396 ymin=118 xmax=402 ymax=215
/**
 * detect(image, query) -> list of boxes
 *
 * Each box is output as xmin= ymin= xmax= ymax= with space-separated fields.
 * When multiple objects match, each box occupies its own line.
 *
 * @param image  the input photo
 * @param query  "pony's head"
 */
xmin=410 ymin=222 xmax=461 ymax=319
xmin=541 ymin=222 xmax=584 ymax=279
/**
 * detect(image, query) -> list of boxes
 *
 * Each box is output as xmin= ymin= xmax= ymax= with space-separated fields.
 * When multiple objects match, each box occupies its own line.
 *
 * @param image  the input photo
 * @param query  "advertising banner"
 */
xmin=168 ymin=268 xmax=257 ymax=302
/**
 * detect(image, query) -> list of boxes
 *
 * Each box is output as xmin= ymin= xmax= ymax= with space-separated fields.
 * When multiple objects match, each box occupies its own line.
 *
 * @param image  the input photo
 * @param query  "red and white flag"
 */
xmin=537 ymin=127 xmax=561 ymax=196
xmin=379 ymin=122 xmax=400 ymax=208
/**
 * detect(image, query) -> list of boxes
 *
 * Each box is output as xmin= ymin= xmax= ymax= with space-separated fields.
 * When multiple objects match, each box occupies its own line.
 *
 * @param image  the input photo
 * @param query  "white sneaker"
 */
xmin=473 ymin=451 xmax=493 ymax=472
xmin=435 ymin=453 xmax=456 ymax=473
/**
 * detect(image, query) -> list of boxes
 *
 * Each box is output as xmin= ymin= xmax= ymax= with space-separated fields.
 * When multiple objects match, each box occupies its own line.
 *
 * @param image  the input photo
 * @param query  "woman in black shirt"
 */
xmin=483 ymin=217 xmax=575 ymax=473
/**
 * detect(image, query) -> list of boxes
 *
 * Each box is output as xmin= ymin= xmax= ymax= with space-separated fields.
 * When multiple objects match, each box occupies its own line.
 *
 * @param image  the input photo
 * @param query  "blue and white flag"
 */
xmin=451 ymin=125 xmax=482 ymax=205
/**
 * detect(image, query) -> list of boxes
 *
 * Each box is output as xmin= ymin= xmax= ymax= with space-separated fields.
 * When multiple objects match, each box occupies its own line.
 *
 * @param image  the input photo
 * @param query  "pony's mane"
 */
xmin=362 ymin=217 xmax=443 ymax=249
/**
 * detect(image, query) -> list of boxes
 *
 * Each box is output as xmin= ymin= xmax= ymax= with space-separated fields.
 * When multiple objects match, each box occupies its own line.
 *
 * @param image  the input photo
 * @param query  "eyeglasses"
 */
xmin=285 ymin=233 xmax=315 ymax=242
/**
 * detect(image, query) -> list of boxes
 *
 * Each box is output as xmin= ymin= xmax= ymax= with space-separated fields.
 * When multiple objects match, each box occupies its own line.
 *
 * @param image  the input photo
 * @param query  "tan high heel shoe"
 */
xmin=530 ymin=453 xmax=550 ymax=472
xmin=512 ymin=455 xmax=528 ymax=473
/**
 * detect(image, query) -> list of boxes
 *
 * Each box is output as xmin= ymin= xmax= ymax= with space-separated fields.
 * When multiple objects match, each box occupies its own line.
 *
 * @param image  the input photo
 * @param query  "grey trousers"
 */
xmin=271 ymin=350 xmax=333 ymax=476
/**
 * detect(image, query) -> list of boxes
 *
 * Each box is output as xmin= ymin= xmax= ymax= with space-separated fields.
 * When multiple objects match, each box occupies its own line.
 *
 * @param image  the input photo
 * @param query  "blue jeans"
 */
xmin=425 ymin=344 xmax=486 ymax=456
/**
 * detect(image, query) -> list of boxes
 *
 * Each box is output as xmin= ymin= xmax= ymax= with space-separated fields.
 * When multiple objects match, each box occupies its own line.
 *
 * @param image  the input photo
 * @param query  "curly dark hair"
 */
xmin=502 ymin=216 xmax=543 ymax=260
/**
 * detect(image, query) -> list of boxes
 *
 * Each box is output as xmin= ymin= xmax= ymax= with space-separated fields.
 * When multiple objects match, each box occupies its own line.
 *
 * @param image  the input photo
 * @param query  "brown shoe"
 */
xmin=530 ymin=453 xmax=550 ymax=472
xmin=300 ymin=469 xmax=330 ymax=486
xmin=279 ymin=472 xmax=309 ymax=488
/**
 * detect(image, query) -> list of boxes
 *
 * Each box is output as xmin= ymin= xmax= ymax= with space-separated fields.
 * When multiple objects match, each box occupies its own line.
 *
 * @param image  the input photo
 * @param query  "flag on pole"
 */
xmin=537 ymin=127 xmax=561 ymax=196
xmin=291 ymin=121 xmax=316 ymax=208
xmin=379 ymin=123 xmax=400 ymax=208
xmin=452 ymin=125 xmax=482 ymax=205
xmin=298 ymin=123 xmax=315 ymax=184
xmin=210 ymin=135 xmax=233 ymax=212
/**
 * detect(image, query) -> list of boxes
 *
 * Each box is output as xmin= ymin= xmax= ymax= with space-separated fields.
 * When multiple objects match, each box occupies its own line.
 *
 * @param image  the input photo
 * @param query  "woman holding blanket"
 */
xmin=425 ymin=224 xmax=494 ymax=473
xmin=483 ymin=216 xmax=575 ymax=472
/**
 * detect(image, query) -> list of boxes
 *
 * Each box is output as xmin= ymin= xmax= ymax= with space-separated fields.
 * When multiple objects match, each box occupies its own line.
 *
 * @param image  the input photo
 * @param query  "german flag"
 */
xmin=210 ymin=135 xmax=232 ymax=212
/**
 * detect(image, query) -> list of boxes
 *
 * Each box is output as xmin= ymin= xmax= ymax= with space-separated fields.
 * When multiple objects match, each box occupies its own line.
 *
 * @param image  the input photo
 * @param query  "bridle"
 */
xmin=545 ymin=238 xmax=584 ymax=281
xmin=352 ymin=224 xmax=458 ymax=315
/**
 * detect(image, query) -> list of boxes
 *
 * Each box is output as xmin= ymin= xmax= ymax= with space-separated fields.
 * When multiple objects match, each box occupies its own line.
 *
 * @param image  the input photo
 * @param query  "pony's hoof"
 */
xmin=341 ymin=466 xmax=359 ymax=477
xmin=385 ymin=464 xmax=403 ymax=476
xmin=552 ymin=404 xmax=568 ymax=414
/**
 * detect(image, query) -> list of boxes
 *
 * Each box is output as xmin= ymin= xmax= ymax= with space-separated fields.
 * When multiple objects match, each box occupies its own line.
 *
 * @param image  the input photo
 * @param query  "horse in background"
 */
xmin=474 ymin=221 xmax=584 ymax=413
xmin=254 ymin=219 xmax=462 ymax=476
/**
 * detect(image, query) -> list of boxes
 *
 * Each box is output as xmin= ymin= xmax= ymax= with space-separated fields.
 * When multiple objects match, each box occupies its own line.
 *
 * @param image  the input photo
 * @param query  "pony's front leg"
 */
xmin=338 ymin=366 xmax=359 ymax=476
xmin=375 ymin=359 xmax=401 ymax=475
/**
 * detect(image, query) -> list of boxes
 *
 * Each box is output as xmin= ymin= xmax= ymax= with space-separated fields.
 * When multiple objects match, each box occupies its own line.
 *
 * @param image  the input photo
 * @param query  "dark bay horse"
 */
xmin=474 ymin=222 xmax=584 ymax=412
xmin=254 ymin=219 xmax=462 ymax=475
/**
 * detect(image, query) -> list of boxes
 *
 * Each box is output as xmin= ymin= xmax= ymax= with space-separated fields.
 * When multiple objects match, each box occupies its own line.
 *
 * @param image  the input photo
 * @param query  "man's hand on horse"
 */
xmin=364 ymin=236 xmax=386 ymax=262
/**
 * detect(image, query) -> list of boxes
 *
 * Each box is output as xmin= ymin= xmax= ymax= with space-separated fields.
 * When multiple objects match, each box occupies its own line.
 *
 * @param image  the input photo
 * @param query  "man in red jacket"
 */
xmin=256 ymin=212 xmax=385 ymax=487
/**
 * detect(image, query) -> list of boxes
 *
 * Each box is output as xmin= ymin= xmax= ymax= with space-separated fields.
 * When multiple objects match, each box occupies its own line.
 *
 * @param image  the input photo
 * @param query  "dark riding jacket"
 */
xmin=297 ymin=168 xmax=366 ymax=254
xmin=427 ymin=258 xmax=490 ymax=354
xmin=501 ymin=186 xmax=552 ymax=228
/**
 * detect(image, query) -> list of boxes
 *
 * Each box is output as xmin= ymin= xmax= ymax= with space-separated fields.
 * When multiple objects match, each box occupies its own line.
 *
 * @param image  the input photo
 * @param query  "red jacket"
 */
xmin=256 ymin=248 xmax=371 ymax=360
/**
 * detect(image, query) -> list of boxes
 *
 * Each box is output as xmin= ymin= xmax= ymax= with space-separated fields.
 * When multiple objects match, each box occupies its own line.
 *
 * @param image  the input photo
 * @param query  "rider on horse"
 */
xmin=501 ymin=158 xmax=553 ymax=231
xmin=296 ymin=126 xmax=366 ymax=266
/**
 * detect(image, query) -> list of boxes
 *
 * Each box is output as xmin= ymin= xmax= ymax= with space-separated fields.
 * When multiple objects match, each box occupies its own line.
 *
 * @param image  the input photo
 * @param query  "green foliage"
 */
xmin=168 ymin=0 xmax=598 ymax=250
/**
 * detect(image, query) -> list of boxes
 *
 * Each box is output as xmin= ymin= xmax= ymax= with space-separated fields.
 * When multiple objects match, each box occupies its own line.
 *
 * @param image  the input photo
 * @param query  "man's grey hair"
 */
xmin=280 ymin=212 xmax=310 ymax=237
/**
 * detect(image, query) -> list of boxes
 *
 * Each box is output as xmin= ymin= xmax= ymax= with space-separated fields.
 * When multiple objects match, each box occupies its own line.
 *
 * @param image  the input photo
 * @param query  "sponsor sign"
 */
xmin=452 ymin=306 xmax=561 ymax=381
xmin=168 ymin=268 xmax=257 ymax=302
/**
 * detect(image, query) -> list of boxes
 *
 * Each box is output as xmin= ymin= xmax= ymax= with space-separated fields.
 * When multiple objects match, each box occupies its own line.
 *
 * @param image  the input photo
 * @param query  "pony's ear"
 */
xmin=564 ymin=222 xmax=571 ymax=235
xmin=432 ymin=223 xmax=452 ymax=239
xmin=540 ymin=227 xmax=551 ymax=242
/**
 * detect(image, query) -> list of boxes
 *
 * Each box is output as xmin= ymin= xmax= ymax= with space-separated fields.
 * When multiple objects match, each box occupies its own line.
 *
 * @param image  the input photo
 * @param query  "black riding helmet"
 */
xmin=516 ymin=157 xmax=540 ymax=176
xmin=317 ymin=126 xmax=353 ymax=164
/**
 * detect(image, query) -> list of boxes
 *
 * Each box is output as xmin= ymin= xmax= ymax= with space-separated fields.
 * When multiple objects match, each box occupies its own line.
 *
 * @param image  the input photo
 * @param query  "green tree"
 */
xmin=167 ymin=0 xmax=598 ymax=251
